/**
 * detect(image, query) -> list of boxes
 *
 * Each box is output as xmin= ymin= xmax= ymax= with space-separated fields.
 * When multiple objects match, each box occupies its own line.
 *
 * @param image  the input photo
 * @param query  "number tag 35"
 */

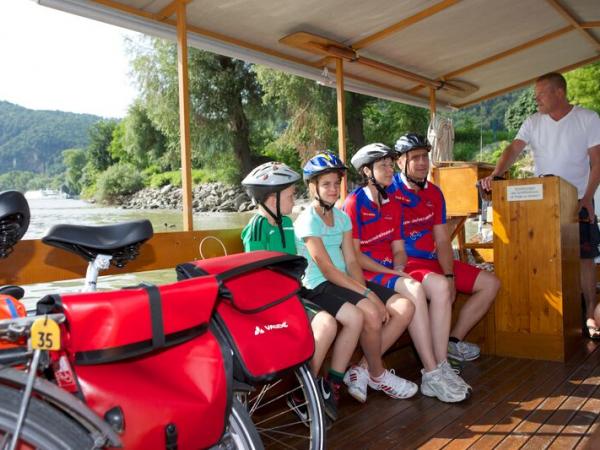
xmin=30 ymin=317 xmax=61 ymax=350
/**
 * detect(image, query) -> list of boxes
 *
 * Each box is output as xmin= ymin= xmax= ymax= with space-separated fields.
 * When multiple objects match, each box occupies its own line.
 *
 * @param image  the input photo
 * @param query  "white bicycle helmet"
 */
xmin=351 ymin=143 xmax=396 ymax=200
xmin=242 ymin=162 xmax=300 ymax=247
xmin=350 ymin=143 xmax=395 ymax=171
xmin=242 ymin=162 xmax=301 ymax=204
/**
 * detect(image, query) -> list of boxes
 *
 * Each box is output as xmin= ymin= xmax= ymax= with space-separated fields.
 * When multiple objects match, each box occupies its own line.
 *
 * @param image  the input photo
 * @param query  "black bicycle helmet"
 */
xmin=0 ymin=191 xmax=30 ymax=259
xmin=351 ymin=143 xmax=396 ymax=200
xmin=394 ymin=133 xmax=431 ymax=156
xmin=242 ymin=162 xmax=300 ymax=247
xmin=394 ymin=133 xmax=431 ymax=189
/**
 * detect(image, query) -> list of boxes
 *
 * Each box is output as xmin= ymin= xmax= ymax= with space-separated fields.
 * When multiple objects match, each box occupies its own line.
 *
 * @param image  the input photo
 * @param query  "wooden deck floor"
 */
xmin=324 ymin=339 xmax=600 ymax=449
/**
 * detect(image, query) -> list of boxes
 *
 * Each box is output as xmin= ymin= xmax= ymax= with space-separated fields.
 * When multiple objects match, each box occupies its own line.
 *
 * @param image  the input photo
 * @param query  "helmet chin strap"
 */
xmin=368 ymin=173 xmax=388 ymax=201
xmin=365 ymin=164 xmax=388 ymax=203
xmin=315 ymin=179 xmax=335 ymax=213
xmin=404 ymin=159 xmax=427 ymax=189
xmin=259 ymin=191 xmax=286 ymax=247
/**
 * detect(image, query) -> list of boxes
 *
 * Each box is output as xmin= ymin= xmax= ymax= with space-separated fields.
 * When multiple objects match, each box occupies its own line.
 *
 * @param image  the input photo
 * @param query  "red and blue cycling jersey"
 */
xmin=388 ymin=172 xmax=446 ymax=260
xmin=343 ymin=187 xmax=403 ymax=288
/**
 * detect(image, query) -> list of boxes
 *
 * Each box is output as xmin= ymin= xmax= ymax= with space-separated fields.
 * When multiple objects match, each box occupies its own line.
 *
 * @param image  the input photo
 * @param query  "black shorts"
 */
xmin=302 ymin=300 xmax=324 ymax=321
xmin=579 ymin=207 xmax=600 ymax=259
xmin=302 ymin=281 xmax=398 ymax=317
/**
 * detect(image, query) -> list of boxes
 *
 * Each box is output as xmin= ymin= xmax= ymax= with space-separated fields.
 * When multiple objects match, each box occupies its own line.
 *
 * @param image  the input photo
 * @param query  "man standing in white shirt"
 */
xmin=481 ymin=72 xmax=600 ymax=340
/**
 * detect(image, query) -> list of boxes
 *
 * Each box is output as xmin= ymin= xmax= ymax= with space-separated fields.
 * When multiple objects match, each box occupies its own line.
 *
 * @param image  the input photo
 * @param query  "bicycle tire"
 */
xmin=0 ymin=384 xmax=95 ymax=449
xmin=243 ymin=364 xmax=325 ymax=450
xmin=214 ymin=397 xmax=264 ymax=450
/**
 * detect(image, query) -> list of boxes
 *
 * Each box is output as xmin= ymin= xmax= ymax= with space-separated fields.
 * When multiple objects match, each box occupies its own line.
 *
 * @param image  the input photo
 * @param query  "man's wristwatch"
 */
xmin=444 ymin=273 xmax=455 ymax=279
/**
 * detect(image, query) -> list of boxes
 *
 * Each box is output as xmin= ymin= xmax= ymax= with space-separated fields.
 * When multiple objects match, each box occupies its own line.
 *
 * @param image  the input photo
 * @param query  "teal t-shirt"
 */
xmin=294 ymin=205 xmax=352 ymax=289
xmin=241 ymin=214 xmax=297 ymax=255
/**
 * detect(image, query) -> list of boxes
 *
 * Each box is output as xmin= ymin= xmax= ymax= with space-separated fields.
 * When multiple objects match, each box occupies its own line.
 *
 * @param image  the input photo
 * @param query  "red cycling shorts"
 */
xmin=404 ymin=257 xmax=481 ymax=294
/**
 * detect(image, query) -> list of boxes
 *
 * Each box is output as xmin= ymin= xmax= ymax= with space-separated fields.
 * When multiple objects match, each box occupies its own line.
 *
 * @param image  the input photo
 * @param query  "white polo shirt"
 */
xmin=516 ymin=106 xmax=600 ymax=198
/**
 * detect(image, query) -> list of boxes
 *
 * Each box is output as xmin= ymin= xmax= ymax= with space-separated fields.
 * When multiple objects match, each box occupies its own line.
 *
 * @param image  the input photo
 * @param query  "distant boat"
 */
xmin=24 ymin=189 xmax=68 ymax=200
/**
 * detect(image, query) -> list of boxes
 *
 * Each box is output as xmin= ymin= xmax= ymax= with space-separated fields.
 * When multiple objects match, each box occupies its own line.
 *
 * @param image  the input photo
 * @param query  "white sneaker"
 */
xmin=343 ymin=365 xmax=369 ymax=403
xmin=448 ymin=340 xmax=480 ymax=361
xmin=421 ymin=367 xmax=469 ymax=403
xmin=368 ymin=369 xmax=418 ymax=399
xmin=438 ymin=360 xmax=472 ymax=392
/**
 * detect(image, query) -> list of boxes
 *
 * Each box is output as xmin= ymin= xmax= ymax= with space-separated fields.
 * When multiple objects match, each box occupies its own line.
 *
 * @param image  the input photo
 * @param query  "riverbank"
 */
xmin=115 ymin=182 xmax=310 ymax=214
xmin=116 ymin=182 xmax=254 ymax=212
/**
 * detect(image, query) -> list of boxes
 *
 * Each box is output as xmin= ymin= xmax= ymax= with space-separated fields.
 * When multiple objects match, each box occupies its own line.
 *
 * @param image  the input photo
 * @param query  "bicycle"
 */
xmin=0 ymin=190 xmax=263 ymax=449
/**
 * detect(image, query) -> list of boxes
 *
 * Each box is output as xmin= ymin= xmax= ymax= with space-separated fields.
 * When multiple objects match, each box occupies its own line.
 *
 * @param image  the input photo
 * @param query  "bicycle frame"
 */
xmin=0 ymin=365 xmax=121 ymax=448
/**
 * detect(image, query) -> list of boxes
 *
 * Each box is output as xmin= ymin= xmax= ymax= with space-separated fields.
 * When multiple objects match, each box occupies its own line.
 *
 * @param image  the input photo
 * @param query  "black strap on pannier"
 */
xmin=176 ymin=254 xmax=307 ymax=314
xmin=37 ymin=286 xmax=208 ymax=365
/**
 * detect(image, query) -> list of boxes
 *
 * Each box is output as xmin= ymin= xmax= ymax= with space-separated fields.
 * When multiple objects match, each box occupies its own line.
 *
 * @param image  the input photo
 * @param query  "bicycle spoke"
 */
xmin=248 ymin=384 xmax=302 ymax=413
xmin=258 ymin=430 xmax=304 ymax=450
xmin=253 ymin=404 xmax=312 ymax=427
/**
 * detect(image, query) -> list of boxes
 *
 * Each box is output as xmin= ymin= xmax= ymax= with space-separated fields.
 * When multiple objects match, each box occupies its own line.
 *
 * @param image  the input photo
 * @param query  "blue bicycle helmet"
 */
xmin=303 ymin=151 xmax=347 ymax=182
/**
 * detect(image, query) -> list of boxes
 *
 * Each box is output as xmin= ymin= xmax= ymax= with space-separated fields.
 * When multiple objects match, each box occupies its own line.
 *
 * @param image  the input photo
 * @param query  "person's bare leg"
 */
xmin=450 ymin=271 xmax=499 ymax=340
xmin=356 ymin=299 xmax=385 ymax=377
xmin=330 ymin=303 xmax=363 ymax=373
xmin=309 ymin=311 xmax=338 ymax=376
xmin=582 ymin=259 xmax=597 ymax=323
xmin=379 ymin=295 xmax=414 ymax=353
xmin=394 ymin=277 xmax=438 ymax=371
xmin=420 ymin=273 xmax=453 ymax=363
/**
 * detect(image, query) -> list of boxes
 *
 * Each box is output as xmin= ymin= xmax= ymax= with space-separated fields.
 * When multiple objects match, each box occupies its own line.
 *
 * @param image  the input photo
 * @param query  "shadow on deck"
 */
xmin=318 ymin=338 xmax=600 ymax=449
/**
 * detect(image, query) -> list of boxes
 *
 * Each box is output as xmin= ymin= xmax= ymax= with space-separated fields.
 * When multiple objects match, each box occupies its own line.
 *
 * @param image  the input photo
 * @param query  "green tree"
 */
xmin=0 ymin=171 xmax=34 ymax=192
xmin=504 ymin=89 xmax=536 ymax=132
xmin=128 ymin=36 xmax=262 ymax=176
xmin=87 ymin=119 xmax=118 ymax=171
xmin=254 ymin=66 xmax=336 ymax=164
xmin=62 ymin=148 xmax=87 ymax=195
xmin=109 ymin=102 xmax=169 ymax=170
xmin=95 ymin=163 xmax=144 ymax=202
xmin=363 ymin=101 xmax=429 ymax=146
xmin=565 ymin=62 xmax=600 ymax=113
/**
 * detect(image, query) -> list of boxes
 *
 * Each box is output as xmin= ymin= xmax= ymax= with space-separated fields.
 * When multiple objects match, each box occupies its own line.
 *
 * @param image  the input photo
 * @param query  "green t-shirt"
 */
xmin=241 ymin=214 xmax=297 ymax=255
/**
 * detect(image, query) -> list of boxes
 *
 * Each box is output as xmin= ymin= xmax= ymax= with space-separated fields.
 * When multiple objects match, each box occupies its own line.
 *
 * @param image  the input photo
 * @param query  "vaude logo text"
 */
xmin=254 ymin=321 xmax=288 ymax=335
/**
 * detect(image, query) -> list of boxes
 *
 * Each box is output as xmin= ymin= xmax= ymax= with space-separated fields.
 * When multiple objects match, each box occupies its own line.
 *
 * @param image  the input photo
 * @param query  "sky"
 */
xmin=0 ymin=0 xmax=140 ymax=118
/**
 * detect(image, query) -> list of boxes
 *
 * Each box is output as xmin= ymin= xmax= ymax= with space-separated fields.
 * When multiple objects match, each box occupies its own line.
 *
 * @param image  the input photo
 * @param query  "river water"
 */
xmin=19 ymin=198 xmax=254 ymax=310
xmin=25 ymin=198 xmax=253 ymax=239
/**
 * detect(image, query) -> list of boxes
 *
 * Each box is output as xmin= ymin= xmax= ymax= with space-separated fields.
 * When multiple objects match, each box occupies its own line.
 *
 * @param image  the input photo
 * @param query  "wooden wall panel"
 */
xmin=432 ymin=163 xmax=494 ymax=217
xmin=0 ymin=229 xmax=245 ymax=286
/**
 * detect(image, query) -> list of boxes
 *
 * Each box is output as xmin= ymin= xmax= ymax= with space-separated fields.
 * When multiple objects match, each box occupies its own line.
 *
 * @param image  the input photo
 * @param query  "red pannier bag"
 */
xmin=176 ymin=250 xmax=314 ymax=383
xmin=37 ymin=275 xmax=231 ymax=450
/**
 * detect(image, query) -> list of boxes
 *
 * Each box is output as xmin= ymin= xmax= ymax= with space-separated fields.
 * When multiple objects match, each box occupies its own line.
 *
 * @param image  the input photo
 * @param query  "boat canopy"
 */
xmin=38 ymin=0 xmax=600 ymax=110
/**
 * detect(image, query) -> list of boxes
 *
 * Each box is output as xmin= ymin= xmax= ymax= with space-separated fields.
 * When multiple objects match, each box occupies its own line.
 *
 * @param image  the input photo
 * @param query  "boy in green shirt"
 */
xmin=242 ymin=162 xmax=340 ymax=422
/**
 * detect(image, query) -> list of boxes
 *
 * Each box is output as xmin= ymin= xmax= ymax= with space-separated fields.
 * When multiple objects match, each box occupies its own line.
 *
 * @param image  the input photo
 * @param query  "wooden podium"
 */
xmin=492 ymin=176 xmax=581 ymax=362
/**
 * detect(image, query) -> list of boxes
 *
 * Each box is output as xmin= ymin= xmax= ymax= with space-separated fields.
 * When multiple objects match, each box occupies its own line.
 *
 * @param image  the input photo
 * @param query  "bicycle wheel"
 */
xmin=241 ymin=364 xmax=325 ymax=450
xmin=214 ymin=397 xmax=264 ymax=450
xmin=0 ymin=384 xmax=95 ymax=449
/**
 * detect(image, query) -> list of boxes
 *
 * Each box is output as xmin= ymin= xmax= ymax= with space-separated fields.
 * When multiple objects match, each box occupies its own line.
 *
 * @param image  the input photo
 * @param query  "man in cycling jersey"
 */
xmin=389 ymin=133 xmax=500 ymax=363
